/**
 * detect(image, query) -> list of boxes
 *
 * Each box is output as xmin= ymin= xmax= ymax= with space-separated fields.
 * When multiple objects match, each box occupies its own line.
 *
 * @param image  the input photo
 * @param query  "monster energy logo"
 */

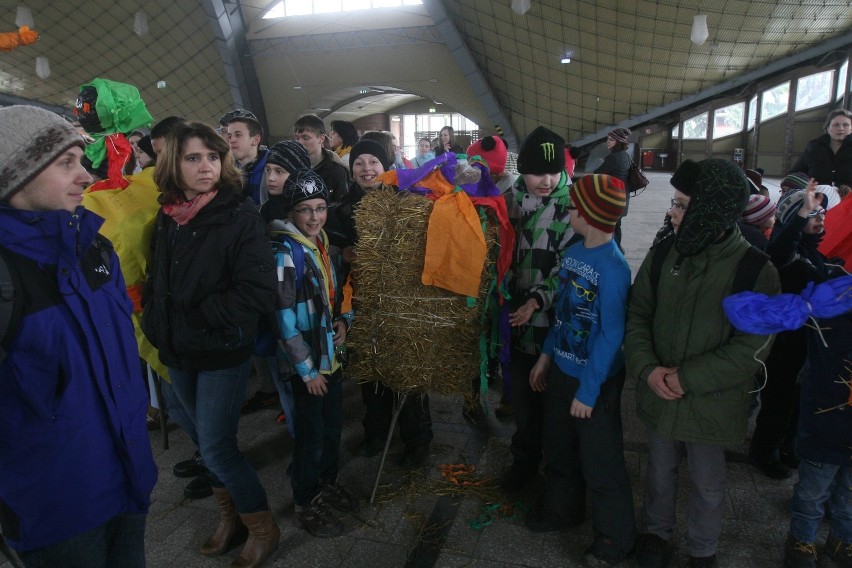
xmin=540 ymin=142 xmax=555 ymax=161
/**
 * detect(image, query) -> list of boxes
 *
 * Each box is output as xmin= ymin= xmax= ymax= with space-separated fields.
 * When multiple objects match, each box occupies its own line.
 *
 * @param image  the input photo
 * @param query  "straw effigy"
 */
xmin=346 ymin=186 xmax=499 ymax=396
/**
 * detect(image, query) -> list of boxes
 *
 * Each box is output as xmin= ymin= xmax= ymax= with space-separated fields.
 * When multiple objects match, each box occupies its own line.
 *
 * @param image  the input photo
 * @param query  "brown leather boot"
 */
xmin=230 ymin=509 xmax=281 ymax=568
xmin=200 ymin=487 xmax=247 ymax=556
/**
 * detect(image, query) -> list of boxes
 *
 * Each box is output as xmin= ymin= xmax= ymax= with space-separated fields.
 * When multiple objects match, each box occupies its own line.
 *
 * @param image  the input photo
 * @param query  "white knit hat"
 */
xmin=0 ymin=105 xmax=85 ymax=202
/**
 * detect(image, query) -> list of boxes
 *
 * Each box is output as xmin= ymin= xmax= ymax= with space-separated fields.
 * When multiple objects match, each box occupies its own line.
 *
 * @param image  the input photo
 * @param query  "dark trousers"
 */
xmin=541 ymin=365 xmax=635 ymax=556
xmin=290 ymin=369 xmax=343 ymax=507
xmin=18 ymin=513 xmax=146 ymax=568
xmin=509 ymin=350 xmax=544 ymax=473
xmin=751 ymin=329 xmax=806 ymax=458
xmin=361 ymin=381 xmax=433 ymax=448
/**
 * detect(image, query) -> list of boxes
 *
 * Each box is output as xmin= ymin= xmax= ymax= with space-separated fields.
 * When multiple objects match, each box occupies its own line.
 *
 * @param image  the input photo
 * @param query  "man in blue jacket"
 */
xmin=0 ymin=105 xmax=157 ymax=567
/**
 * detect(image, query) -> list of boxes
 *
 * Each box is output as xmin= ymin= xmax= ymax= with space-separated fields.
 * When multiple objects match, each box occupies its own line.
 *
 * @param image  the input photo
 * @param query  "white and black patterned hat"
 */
xmin=0 ymin=105 xmax=86 ymax=202
xmin=283 ymin=169 xmax=329 ymax=213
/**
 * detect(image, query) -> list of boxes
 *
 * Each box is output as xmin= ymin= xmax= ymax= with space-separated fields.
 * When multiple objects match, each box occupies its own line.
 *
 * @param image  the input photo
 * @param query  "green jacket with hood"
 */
xmin=625 ymin=159 xmax=780 ymax=446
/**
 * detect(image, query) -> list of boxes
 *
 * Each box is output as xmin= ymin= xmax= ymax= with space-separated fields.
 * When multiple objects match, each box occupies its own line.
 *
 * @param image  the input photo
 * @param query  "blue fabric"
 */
xmin=0 ymin=205 xmax=156 ymax=552
xmin=18 ymin=512 xmax=147 ymax=568
xmin=243 ymin=147 xmax=269 ymax=207
xmin=791 ymin=460 xmax=852 ymax=543
xmin=168 ymin=361 xmax=269 ymax=513
xmin=722 ymin=275 xmax=852 ymax=335
xmin=542 ymin=239 xmax=631 ymax=407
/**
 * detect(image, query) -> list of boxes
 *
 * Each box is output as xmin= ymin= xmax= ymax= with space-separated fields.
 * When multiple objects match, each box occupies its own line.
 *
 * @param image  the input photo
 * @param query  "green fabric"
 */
xmin=81 ymin=78 xmax=153 ymax=167
xmin=625 ymin=227 xmax=780 ymax=446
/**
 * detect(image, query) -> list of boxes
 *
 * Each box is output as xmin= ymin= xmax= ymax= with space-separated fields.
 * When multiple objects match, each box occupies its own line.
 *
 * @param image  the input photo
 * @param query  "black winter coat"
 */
xmin=142 ymin=188 xmax=276 ymax=371
xmin=790 ymin=133 xmax=852 ymax=187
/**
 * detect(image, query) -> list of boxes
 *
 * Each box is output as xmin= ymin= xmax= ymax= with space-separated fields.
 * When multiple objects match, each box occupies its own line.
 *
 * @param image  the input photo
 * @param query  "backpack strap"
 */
xmin=650 ymin=237 xmax=768 ymax=298
xmin=649 ymin=234 xmax=675 ymax=297
xmin=0 ymin=247 xmax=23 ymax=366
xmin=282 ymin=235 xmax=305 ymax=292
xmin=731 ymin=246 xmax=770 ymax=294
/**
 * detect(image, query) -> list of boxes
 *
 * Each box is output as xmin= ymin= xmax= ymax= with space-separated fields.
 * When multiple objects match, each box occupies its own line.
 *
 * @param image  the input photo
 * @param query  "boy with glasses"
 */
xmin=626 ymin=159 xmax=780 ymax=568
xmin=270 ymin=169 xmax=354 ymax=538
xmin=526 ymin=174 xmax=635 ymax=566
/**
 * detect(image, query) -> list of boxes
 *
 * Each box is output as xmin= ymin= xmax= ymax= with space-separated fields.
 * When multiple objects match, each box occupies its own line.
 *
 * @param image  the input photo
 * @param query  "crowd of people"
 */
xmin=0 ymin=100 xmax=849 ymax=568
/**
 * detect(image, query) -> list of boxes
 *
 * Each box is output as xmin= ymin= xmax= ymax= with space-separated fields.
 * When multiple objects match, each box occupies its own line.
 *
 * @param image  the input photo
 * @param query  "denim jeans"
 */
xmin=18 ymin=513 xmax=146 ymax=568
xmin=790 ymin=460 xmax=852 ymax=543
xmin=168 ymin=361 xmax=268 ymax=513
xmin=290 ymin=369 xmax=343 ymax=507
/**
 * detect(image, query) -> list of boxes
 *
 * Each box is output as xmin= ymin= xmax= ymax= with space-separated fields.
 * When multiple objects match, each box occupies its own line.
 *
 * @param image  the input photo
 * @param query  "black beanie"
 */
xmin=282 ymin=169 xmax=330 ymax=214
xmin=517 ymin=126 xmax=565 ymax=174
xmin=267 ymin=140 xmax=310 ymax=173
xmin=349 ymin=139 xmax=390 ymax=171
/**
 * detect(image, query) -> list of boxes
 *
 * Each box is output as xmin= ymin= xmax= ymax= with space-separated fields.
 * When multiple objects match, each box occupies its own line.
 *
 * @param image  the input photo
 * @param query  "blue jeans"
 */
xmin=18 ymin=513 xmax=146 ymax=568
xmin=790 ymin=460 xmax=852 ymax=543
xmin=290 ymin=369 xmax=343 ymax=507
xmin=168 ymin=361 xmax=268 ymax=513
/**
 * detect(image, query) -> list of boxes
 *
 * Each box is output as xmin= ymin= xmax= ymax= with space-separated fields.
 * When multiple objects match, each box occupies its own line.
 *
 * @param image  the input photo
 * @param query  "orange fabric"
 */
xmin=0 ymin=27 xmax=38 ymax=51
xmin=376 ymin=169 xmax=512 ymax=299
xmin=126 ymin=283 xmax=143 ymax=314
xmin=422 ymin=190 xmax=486 ymax=297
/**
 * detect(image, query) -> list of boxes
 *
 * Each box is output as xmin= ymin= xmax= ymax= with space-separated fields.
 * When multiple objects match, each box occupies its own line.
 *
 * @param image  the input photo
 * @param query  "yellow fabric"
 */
xmin=82 ymin=167 xmax=168 ymax=380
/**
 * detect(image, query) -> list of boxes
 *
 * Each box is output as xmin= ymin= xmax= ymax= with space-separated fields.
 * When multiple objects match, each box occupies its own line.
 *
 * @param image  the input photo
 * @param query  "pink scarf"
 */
xmin=163 ymin=190 xmax=218 ymax=225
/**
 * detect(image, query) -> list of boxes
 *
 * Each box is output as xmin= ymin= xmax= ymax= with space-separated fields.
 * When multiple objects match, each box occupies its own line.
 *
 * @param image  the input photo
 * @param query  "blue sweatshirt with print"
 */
xmin=542 ymin=238 xmax=631 ymax=406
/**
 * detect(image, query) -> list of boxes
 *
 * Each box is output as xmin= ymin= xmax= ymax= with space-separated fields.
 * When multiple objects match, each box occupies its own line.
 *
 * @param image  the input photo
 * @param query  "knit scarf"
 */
xmin=163 ymin=190 xmax=218 ymax=225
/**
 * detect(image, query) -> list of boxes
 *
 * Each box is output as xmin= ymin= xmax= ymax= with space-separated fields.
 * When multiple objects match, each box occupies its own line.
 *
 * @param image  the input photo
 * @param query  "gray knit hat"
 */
xmin=0 ymin=105 xmax=86 ymax=202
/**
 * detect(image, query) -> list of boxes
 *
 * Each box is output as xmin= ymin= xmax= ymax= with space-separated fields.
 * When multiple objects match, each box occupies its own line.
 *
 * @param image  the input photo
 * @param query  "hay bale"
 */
xmin=346 ymin=187 xmax=497 ymax=396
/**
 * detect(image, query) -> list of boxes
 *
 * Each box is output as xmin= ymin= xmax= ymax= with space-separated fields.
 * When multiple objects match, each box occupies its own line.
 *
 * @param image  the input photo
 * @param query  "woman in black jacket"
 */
xmin=790 ymin=109 xmax=852 ymax=187
xmin=142 ymin=122 xmax=279 ymax=567
xmin=594 ymin=127 xmax=632 ymax=245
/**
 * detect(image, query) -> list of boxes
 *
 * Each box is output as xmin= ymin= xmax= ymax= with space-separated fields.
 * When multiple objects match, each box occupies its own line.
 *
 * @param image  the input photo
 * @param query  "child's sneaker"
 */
xmin=634 ymin=533 xmax=671 ymax=568
xmin=295 ymin=495 xmax=343 ymax=538
xmin=825 ymin=533 xmax=852 ymax=566
xmin=687 ymin=554 xmax=717 ymax=567
xmin=784 ymin=534 xmax=817 ymax=568
xmin=582 ymin=536 xmax=626 ymax=566
xmin=319 ymin=481 xmax=358 ymax=513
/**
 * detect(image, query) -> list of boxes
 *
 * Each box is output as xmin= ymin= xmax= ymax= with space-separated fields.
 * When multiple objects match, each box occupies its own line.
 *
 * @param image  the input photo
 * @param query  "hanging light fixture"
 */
xmin=133 ymin=10 xmax=149 ymax=36
xmin=511 ymin=0 xmax=531 ymax=16
xmin=691 ymin=14 xmax=709 ymax=45
xmin=16 ymin=6 xmax=34 ymax=28
xmin=35 ymin=56 xmax=50 ymax=79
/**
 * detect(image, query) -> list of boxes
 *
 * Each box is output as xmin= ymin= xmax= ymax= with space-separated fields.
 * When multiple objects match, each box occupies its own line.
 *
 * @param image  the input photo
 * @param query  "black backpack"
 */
xmin=0 ymin=247 xmax=22 ymax=366
xmin=649 ymin=234 xmax=770 ymax=297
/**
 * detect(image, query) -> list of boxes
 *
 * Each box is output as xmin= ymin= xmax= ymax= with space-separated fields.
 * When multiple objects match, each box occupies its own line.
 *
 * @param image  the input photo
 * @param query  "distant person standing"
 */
xmin=595 ymin=127 xmax=631 ymax=246
xmin=0 ymin=105 xmax=157 ymax=567
xmin=791 ymin=109 xmax=852 ymax=187
xmin=328 ymin=120 xmax=359 ymax=168
xmin=434 ymin=125 xmax=464 ymax=156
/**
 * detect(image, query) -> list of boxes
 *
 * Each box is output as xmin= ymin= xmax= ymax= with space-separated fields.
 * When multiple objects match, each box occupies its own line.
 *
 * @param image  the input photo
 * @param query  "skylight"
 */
xmin=263 ymin=0 xmax=423 ymax=19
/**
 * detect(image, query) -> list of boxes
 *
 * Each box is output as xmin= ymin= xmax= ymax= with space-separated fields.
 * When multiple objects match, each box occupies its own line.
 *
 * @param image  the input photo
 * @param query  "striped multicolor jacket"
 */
xmin=504 ymin=172 xmax=574 ymax=355
xmin=269 ymin=220 xmax=353 ymax=382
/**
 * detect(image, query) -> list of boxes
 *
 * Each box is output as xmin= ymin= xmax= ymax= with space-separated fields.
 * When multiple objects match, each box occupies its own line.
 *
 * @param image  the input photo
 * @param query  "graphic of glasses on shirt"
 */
xmin=570 ymin=279 xmax=596 ymax=302
xmin=569 ymin=327 xmax=590 ymax=339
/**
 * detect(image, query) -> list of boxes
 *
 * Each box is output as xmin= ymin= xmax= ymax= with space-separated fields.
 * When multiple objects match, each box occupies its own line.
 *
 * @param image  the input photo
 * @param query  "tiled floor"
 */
xmin=2 ymin=171 xmax=809 ymax=568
